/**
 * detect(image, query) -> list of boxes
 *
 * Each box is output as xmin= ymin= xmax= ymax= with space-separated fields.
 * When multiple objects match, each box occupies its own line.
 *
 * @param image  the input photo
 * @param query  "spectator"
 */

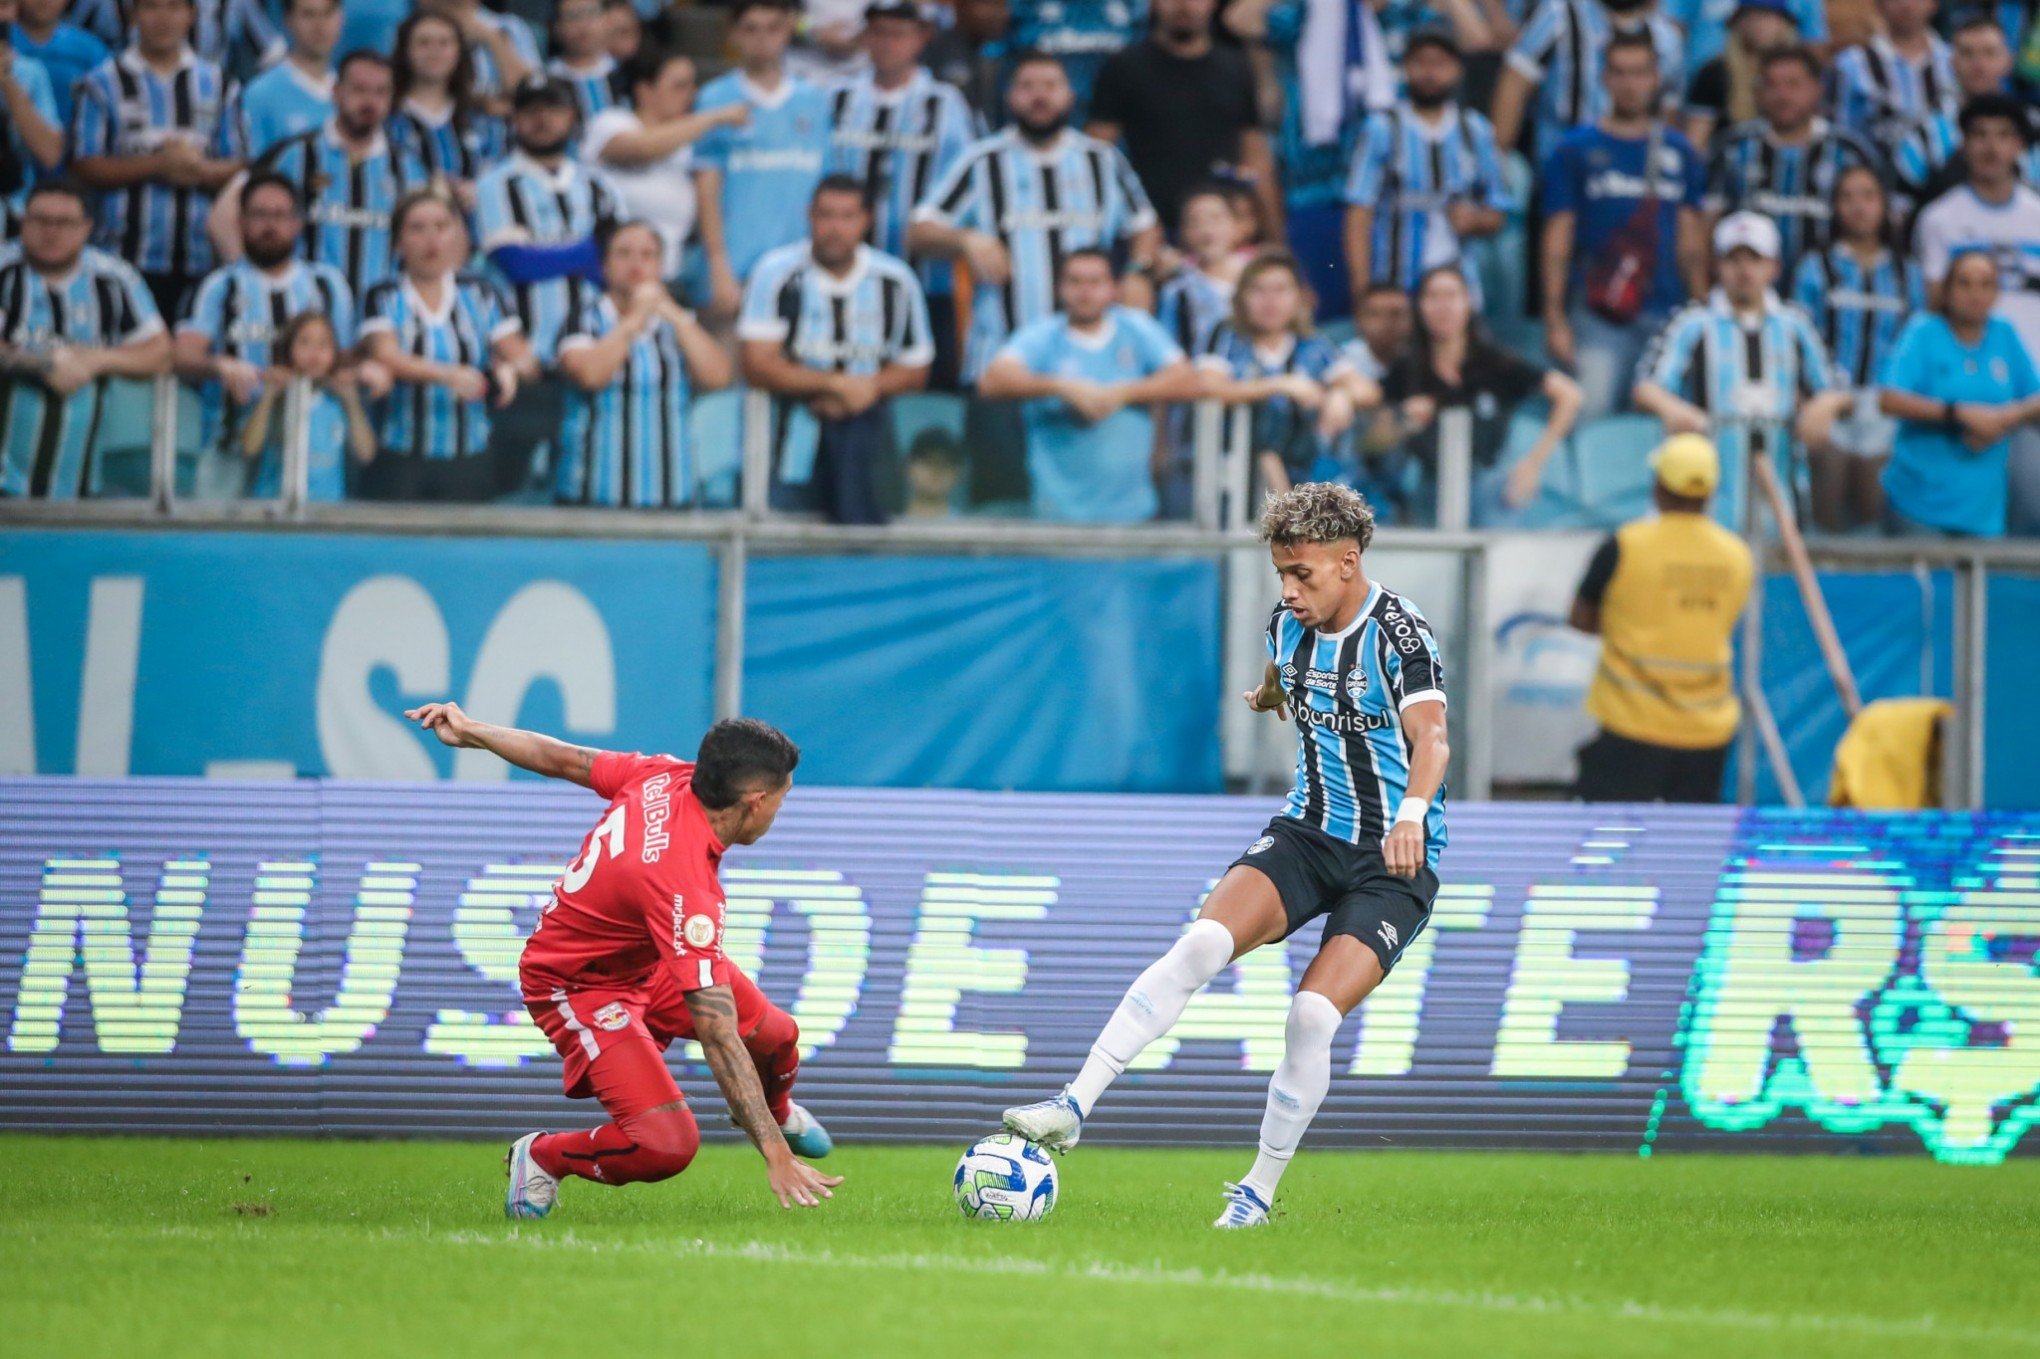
xmin=0 ymin=0 xmax=61 ymax=217
xmin=1342 ymin=25 xmax=1510 ymax=312
xmin=1541 ymin=31 xmax=1706 ymax=422
xmin=900 ymin=427 xmax=965 ymax=517
xmin=1703 ymin=46 xmax=1886 ymax=277
xmin=827 ymin=2 xmax=974 ymax=383
xmin=1492 ymin=0 xmax=1686 ymax=168
xmin=1634 ymin=211 xmax=1848 ymax=525
xmin=546 ymin=0 xmax=620 ymax=126
xmin=71 ymin=0 xmax=245 ymax=318
xmin=978 ymin=248 xmax=1195 ymax=520
xmin=174 ymin=172 xmax=355 ymax=480
xmin=1223 ymin=0 xmax=1398 ymax=322
xmin=1087 ymin=0 xmax=1277 ymax=240
xmin=476 ymin=74 xmax=623 ymax=367
xmin=740 ymin=176 xmax=935 ymax=523
xmin=925 ymin=0 xmax=1010 ymax=130
xmin=791 ymin=0 xmax=870 ymax=82
xmin=1198 ymin=248 xmax=1366 ymax=498
xmin=584 ymin=49 xmax=739 ymax=288
xmin=694 ymin=0 xmax=834 ymax=318
xmin=1158 ymin=184 xmax=1248 ymax=358
xmin=908 ymin=51 xmax=1161 ymax=384
xmin=1878 ymin=249 xmax=2040 ymax=538
xmin=1827 ymin=0 xmax=1955 ymax=164
xmin=1339 ymin=281 xmax=1414 ymax=383
xmin=388 ymin=10 xmax=507 ymax=212
xmin=8 ymin=0 xmax=108 ymax=131
xmin=1669 ymin=0 xmax=1820 ymax=76
xmin=235 ymin=0 xmax=343 ymax=158
xmin=1790 ymin=163 xmax=1921 ymax=531
xmin=1680 ymin=0 xmax=1801 ymax=152
xmin=1381 ymin=263 xmax=1583 ymax=525
xmin=601 ymin=0 xmax=641 ymax=64
xmin=1896 ymin=15 xmax=2040 ymax=210
xmin=417 ymin=0 xmax=539 ymax=106
xmin=237 ymin=310 xmax=375 ymax=500
xmin=1569 ymin=433 xmax=1753 ymax=802
xmin=1007 ymin=0 xmax=1146 ymax=118
xmin=556 ymin=219 xmax=733 ymax=506
xmin=0 ymin=179 xmax=171 ymax=499
xmin=360 ymin=189 xmax=533 ymax=501
xmin=242 ymin=51 xmax=428 ymax=288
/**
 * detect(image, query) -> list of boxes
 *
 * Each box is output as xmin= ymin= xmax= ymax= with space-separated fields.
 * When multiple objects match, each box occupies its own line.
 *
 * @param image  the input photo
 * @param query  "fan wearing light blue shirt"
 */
xmin=694 ymin=0 xmax=833 ymax=315
xmin=0 ymin=4 xmax=62 ymax=217
xmin=1878 ymin=250 xmax=2040 ymax=537
xmin=234 ymin=0 xmax=340 ymax=158
xmin=9 ymin=0 xmax=109 ymax=129
xmin=978 ymin=248 xmax=1198 ymax=522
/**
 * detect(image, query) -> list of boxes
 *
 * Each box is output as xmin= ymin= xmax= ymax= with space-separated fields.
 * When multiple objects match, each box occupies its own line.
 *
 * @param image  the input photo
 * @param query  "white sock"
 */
xmin=1241 ymin=990 xmax=1342 ymax=1204
xmin=1067 ymin=918 xmax=1234 ymax=1115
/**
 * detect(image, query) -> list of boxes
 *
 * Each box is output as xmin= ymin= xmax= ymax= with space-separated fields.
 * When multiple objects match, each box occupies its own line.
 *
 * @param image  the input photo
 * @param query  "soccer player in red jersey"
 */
xmin=406 ymin=702 xmax=843 ymax=1219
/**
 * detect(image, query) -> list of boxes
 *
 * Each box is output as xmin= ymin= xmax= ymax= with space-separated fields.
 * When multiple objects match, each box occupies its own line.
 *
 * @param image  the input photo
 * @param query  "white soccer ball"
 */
xmin=953 ymin=1132 xmax=1058 ymax=1221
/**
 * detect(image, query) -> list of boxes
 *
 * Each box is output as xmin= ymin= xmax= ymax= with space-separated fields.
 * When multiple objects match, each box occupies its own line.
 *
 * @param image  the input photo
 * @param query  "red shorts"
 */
xmin=525 ymin=965 xmax=775 ymax=1120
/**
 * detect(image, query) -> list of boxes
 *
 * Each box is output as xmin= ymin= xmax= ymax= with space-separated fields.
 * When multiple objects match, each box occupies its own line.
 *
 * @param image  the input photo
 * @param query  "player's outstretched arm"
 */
xmin=403 ymin=701 xmax=605 ymax=788
xmin=683 ymin=985 xmax=845 ymax=1209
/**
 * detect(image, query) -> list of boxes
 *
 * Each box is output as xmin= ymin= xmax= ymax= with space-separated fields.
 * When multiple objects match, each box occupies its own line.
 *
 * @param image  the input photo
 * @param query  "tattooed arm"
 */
xmin=403 ymin=701 xmax=604 ymax=788
xmin=684 ymin=984 xmax=844 ymax=1208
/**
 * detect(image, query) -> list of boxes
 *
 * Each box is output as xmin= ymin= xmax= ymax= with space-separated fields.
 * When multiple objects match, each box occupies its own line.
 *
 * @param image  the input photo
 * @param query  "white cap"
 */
xmin=1712 ymin=211 xmax=1781 ymax=261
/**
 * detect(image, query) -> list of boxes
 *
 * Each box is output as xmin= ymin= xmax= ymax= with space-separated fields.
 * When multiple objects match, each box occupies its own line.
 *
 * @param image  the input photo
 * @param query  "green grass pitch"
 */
xmin=3 ymin=1135 xmax=2035 ymax=1358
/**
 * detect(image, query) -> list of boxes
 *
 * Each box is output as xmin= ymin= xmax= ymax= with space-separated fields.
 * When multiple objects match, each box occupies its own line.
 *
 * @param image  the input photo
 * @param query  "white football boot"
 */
xmin=1213 ymin=1181 xmax=1271 ymax=1229
xmin=1000 ymin=1087 xmax=1084 ymax=1152
xmin=780 ymin=1102 xmax=834 ymax=1159
xmin=504 ymin=1132 xmax=559 ymax=1220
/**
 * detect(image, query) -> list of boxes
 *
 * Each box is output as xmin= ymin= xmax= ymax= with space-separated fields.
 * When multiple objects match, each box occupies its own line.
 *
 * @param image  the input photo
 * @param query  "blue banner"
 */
xmin=1 ymin=780 xmax=2034 ymax=1163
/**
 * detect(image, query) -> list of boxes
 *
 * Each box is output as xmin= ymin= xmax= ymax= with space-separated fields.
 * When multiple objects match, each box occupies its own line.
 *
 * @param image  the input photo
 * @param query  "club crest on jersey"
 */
xmin=1247 ymin=835 xmax=1274 ymax=855
xmin=1344 ymin=666 xmax=1369 ymax=704
xmin=683 ymin=913 xmax=718 ymax=950
xmin=591 ymin=1002 xmax=631 ymax=1032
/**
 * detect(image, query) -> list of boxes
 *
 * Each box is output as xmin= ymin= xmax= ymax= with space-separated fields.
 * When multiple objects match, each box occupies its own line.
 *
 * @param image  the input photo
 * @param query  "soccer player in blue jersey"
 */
xmin=1005 ymin=480 xmax=1449 ymax=1227
xmin=1342 ymin=26 xmax=1511 ymax=310
xmin=245 ymin=51 xmax=427 ymax=293
xmin=694 ymin=0 xmax=833 ymax=317
xmin=739 ymin=175 xmax=935 ymax=522
xmin=0 ymin=179 xmax=173 ymax=499
xmin=233 ymin=0 xmax=341 ymax=157
xmin=70 ymin=0 xmax=246 ymax=318
xmin=907 ymin=50 xmax=1161 ymax=383
xmin=174 ymin=172 xmax=354 ymax=471
xmin=556 ymin=219 xmax=732 ymax=507
xmin=977 ymin=247 xmax=1196 ymax=520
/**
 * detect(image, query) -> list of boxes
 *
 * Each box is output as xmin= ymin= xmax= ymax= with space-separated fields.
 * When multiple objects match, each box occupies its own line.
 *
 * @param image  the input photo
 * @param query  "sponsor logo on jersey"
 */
xmin=1380 ymin=601 xmax=1424 ymax=656
xmin=591 ymin=1001 xmax=630 ymax=1031
xmin=641 ymin=772 xmax=673 ymax=862
xmin=1247 ymin=835 xmax=1274 ymax=855
xmin=1302 ymin=667 xmax=1341 ymax=693
xmin=1294 ymin=704 xmax=1396 ymax=735
xmin=1377 ymin=921 xmax=1399 ymax=952
xmin=683 ymin=913 xmax=718 ymax=950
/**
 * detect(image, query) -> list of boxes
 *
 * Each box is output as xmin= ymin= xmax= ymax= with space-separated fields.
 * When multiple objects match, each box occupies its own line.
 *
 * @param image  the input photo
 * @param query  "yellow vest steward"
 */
xmin=1586 ymin=513 xmax=1754 ymax=750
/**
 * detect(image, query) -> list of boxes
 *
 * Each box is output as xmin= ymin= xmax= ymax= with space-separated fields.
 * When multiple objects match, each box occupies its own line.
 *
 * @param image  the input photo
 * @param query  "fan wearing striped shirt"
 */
xmin=1827 ymin=0 xmax=1957 ymax=165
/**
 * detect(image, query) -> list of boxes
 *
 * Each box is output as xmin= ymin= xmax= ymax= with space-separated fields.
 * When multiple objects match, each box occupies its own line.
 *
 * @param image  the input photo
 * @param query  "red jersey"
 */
xmin=518 ymin=751 xmax=733 ymax=998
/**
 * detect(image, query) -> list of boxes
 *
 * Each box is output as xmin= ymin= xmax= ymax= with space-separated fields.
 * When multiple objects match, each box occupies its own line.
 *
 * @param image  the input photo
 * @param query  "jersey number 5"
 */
xmin=560 ymin=805 xmax=627 ymax=894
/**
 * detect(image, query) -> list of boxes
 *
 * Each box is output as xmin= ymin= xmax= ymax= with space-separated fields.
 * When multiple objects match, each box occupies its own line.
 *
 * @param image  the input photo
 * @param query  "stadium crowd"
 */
xmin=3 ymin=0 xmax=2040 ymax=536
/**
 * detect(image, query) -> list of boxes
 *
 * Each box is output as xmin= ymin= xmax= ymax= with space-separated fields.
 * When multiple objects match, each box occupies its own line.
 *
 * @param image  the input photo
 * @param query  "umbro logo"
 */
xmin=1377 ymin=921 xmax=1399 ymax=951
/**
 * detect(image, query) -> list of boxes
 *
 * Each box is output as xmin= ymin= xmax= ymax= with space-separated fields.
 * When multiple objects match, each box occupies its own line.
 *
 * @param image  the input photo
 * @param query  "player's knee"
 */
xmin=747 ymin=1003 xmax=799 ymax=1059
xmin=622 ymin=1107 xmax=700 ymax=1179
xmin=1286 ymin=990 xmax=1343 ymax=1053
xmin=1166 ymin=917 xmax=1236 ymax=986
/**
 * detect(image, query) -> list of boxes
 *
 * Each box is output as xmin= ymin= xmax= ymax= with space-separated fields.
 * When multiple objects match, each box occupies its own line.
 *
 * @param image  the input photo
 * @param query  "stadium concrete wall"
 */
xmin=2 ymin=779 xmax=2034 ymax=1164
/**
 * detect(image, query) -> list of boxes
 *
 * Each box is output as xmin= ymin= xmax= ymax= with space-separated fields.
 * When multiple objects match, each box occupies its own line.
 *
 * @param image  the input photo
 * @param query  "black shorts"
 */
xmin=1228 ymin=816 xmax=1439 ymax=972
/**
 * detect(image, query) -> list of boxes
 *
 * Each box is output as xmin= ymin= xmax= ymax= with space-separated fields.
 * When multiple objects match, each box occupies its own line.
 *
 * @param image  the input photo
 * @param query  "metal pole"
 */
xmin=1458 ymin=538 xmax=1493 ymax=800
xmin=149 ymin=374 xmax=178 ymax=512
xmin=1435 ymin=406 xmax=1473 ymax=532
xmin=1191 ymin=399 xmax=1223 ymax=530
xmin=740 ymin=389 xmax=772 ymax=520
xmin=715 ymin=532 xmax=747 ymax=720
xmin=282 ymin=377 xmax=311 ymax=518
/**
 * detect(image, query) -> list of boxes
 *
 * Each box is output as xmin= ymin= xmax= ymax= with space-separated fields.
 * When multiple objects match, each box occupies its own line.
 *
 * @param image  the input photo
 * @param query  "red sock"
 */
xmin=745 ymin=1005 xmax=801 ymax=1125
xmin=533 ymin=1108 xmax=700 ymax=1185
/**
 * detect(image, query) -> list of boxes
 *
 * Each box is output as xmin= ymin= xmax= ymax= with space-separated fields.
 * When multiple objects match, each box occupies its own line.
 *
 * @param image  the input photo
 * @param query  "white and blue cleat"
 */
xmin=1213 ymin=1181 xmax=1271 ymax=1229
xmin=781 ymin=1102 xmax=834 ymax=1159
xmin=1001 ymin=1087 xmax=1084 ymax=1152
xmin=504 ymin=1132 xmax=559 ymax=1220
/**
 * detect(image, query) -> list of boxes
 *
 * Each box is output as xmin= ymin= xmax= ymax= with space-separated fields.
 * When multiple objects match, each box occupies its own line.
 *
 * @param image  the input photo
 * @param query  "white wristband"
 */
xmin=1393 ymin=796 xmax=1428 ymax=828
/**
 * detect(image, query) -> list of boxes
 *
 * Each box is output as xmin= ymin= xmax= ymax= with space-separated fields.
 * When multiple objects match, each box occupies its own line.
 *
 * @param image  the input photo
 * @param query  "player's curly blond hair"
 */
xmin=1259 ymin=483 xmax=1376 ymax=551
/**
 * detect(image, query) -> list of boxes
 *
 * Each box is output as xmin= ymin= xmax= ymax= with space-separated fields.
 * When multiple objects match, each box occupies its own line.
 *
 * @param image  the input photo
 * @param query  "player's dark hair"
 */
xmin=694 ymin=719 xmax=800 ymax=809
xmin=1260 ymin=483 xmax=1377 ymax=553
xmin=1758 ymin=44 xmax=1823 ymax=83
xmin=812 ymin=173 xmax=874 ymax=211
xmin=240 ymin=170 xmax=302 ymax=213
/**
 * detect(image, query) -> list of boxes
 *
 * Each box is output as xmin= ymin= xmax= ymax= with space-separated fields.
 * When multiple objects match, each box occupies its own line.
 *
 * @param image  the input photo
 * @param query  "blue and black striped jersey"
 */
xmin=256 ymin=124 xmax=431 ymax=293
xmin=1267 ymin=584 xmax=1448 ymax=862
xmin=0 ymin=247 xmax=164 ymax=499
xmin=555 ymin=296 xmax=699 ymax=507
xmin=1505 ymin=0 xmax=1686 ymax=163
xmin=1790 ymin=246 xmax=1922 ymax=391
xmin=1343 ymin=103 xmax=1513 ymax=300
xmin=70 ymin=47 xmax=244 ymax=278
xmin=474 ymin=153 xmax=623 ymax=364
xmin=360 ymin=271 xmax=520 ymax=460
xmin=1828 ymin=32 xmax=1957 ymax=160
xmin=827 ymin=69 xmax=976 ymax=273
xmin=1702 ymin=118 xmax=1888 ymax=275
xmin=178 ymin=256 xmax=354 ymax=448
xmin=387 ymin=100 xmax=508 ymax=185
xmin=546 ymin=56 xmax=621 ymax=126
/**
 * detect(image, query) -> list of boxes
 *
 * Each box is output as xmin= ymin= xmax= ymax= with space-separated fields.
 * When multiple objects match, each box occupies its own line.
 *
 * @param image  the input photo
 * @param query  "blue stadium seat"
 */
xmin=691 ymin=388 xmax=745 ymax=508
xmin=1569 ymin=413 xmax=1666 ymax=527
